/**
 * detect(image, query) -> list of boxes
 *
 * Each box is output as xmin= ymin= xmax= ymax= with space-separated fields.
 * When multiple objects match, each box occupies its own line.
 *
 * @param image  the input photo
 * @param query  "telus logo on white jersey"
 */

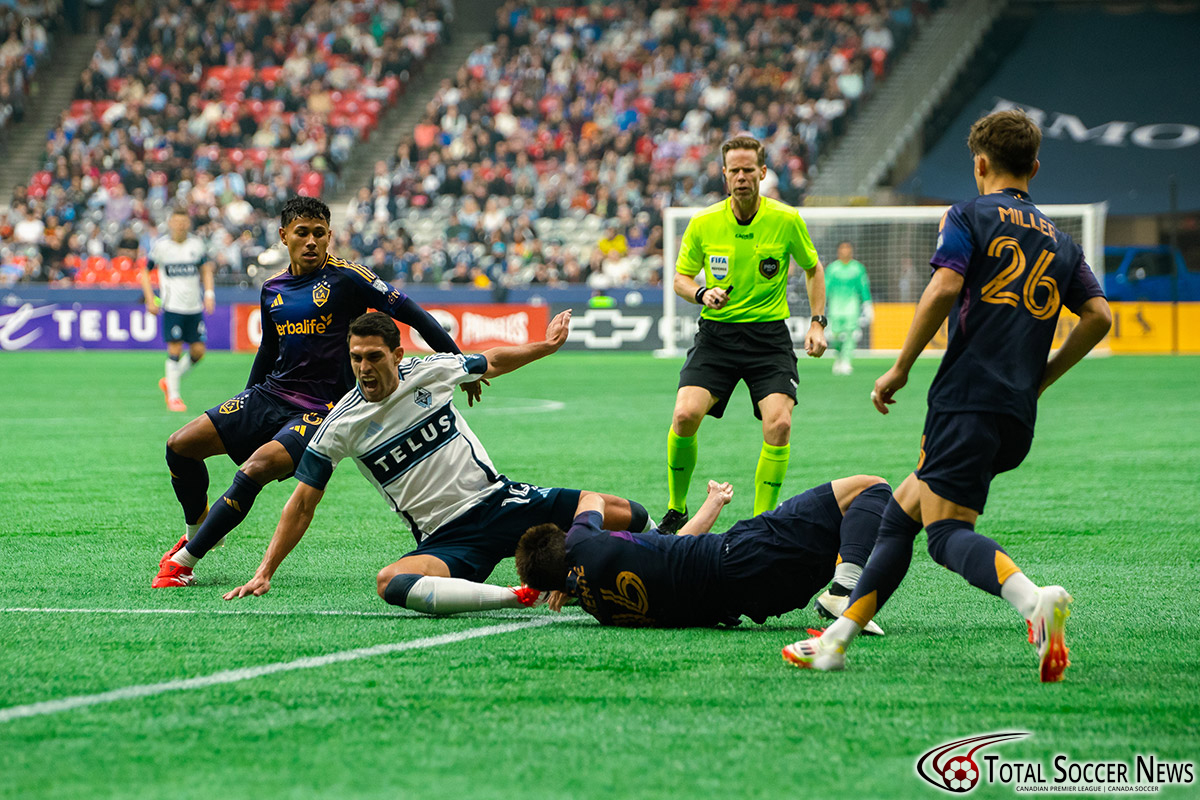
xmin=361 ymin=404 xmax=458 ymax=486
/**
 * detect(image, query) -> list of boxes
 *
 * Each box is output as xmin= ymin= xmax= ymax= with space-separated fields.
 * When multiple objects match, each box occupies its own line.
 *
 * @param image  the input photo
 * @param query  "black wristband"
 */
xmin=694 ymin=287 xmax=708 ymax=305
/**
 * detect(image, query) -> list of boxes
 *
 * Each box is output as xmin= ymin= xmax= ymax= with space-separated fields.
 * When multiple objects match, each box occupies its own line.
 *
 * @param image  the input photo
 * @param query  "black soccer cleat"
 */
xmin=658 ymin=508 xmax=689 ymax=535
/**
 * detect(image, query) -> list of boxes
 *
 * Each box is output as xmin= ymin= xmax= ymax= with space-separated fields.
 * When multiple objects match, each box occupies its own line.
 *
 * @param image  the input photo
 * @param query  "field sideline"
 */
xmin=1 ymin=350 xmax=1197 ymax=799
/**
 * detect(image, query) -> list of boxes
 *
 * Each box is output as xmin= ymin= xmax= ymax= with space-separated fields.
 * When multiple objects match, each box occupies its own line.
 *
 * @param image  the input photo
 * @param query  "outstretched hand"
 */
xmin=223 ymin=576 xmax=271 ymax=600
xmin=461 ymin=377 xmax=489 ymax=407
xmin=545 ymin=308 xmax=572 ymax=349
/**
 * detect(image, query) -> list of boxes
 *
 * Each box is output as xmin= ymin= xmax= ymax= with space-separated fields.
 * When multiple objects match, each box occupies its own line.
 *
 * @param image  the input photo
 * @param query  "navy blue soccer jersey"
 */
xmin=246 ymin=253 xmax=459 ymax=412
xmin=927 ymin=189 xmax=1105 ymax=427
xmin=564 ymin=511 xmax=728 ymax=627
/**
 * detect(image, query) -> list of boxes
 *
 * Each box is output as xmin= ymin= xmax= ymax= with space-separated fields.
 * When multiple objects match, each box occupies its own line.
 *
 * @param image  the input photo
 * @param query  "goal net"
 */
xmin=658 ymin=203 xmax=1107 ymax=358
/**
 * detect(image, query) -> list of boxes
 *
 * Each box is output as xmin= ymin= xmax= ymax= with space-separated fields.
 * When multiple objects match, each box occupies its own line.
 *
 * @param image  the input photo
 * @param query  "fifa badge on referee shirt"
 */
xmin=709 ymin=255 xmax=729 ymax=280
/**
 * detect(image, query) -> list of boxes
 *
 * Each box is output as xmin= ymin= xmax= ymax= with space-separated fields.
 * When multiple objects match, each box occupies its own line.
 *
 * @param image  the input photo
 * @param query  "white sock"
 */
xmin=179 ymin=353 xmax=194 ymax=376
xmin=822 ymin=615 xmax=862 ymax=647
xmin=185 ymin=523 xmax=200 ymax=539
xmin=404 ymin=576 xmax=522 ymax=614
xmin=171 ymin=547 xmax=198 ymax=568
xmin=1001 ymin=572 xmax=1040 ymax=619
xmin=165 ymin=357 xmax=183 ymax=400
xmin=832 ymin=561 xmax=862 ymax=591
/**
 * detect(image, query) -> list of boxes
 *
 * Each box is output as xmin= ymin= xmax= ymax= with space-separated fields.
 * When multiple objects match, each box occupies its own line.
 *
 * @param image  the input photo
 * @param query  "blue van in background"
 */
xmin=1103 ymin=246 xmax=1200 ymax=301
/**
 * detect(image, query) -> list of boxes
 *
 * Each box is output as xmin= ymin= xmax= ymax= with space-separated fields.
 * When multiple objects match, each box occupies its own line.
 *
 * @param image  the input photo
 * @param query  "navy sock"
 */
xmin=843 ymin=497 xmax=923 ymax=626
xmin=166 ymin=445 xmax=208 ymax=525
xmin=628 ymin=500 xmax=649 ymax=533
xmin=383 ymin=574 xmax=423 ymax=607
xmin=184 ymin=471 xmax=262 ymax=558
xmin=838 ymin=482 xmax=891 ymax=567
xmin=925 ymin=519 xmax=1009 ymax=597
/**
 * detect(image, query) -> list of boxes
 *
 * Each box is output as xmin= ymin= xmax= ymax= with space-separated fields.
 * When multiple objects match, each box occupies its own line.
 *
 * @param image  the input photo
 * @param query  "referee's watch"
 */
xmin=811 ymin=315 xmax=828 ymax=328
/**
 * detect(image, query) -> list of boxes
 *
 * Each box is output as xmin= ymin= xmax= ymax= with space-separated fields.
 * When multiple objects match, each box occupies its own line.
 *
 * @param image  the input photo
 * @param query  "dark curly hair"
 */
xmin=280 ymin=196 xmax=331 ymax=228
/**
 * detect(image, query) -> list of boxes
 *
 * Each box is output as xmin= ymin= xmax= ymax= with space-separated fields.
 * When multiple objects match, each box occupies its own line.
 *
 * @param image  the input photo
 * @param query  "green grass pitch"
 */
xmin=0 ymin=349 xmax=1197 ymax=799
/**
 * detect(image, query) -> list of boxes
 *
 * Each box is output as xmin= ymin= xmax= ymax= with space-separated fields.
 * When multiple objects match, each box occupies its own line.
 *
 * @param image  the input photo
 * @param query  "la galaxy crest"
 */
xmin=312 ymin=280 xmax=331 ymax=307
xmin=414 ymin=388 xmax=433 ymax=409
xmin=219 ymin=396 xmax=245 ymax=415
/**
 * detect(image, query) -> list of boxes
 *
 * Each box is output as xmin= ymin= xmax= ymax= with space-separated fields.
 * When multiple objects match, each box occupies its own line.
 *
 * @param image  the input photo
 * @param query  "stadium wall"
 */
xmin=1 ymin=290 xmax=1197 ymax=354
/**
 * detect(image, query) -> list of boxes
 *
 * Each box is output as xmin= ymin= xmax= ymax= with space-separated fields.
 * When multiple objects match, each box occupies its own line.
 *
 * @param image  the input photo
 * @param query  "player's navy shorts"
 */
xmin=205 ymin=385 xmax=327 ymax=469
xmin=916 ymin=410 xmax=1034 ymax=513
xmin=716 ymin=482 xmax=842 ymax=624
xmin=405 ymin=480 xmax=581 ymax=582
xmin=679 ymin=319 xmax=798 ymax=419
xmin=161 ymin=311 xmax=206 ymax=344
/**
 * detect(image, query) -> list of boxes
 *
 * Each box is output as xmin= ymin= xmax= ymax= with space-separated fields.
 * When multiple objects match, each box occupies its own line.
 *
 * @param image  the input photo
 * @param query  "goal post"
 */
xmin=658 ymin=203 xmax=1108 ymax=358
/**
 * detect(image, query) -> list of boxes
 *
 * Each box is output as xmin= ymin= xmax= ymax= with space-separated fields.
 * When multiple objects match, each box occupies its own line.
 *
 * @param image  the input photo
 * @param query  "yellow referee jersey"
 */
xmin=677 ymin=196 xmax=819 ymax=323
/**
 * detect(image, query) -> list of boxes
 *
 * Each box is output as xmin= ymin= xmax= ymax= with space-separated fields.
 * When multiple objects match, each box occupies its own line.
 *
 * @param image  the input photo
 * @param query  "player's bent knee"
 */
xmin=381 ymin=572 xmax=423 ymax=605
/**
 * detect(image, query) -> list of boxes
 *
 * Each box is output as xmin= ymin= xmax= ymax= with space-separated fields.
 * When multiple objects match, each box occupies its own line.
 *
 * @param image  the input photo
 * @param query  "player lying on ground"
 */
xmin=154 ymin=196 xmax=471 ymax=588
xmin=515 ymin=476 xmax=890 ymax=630
xmin=782 ymin=109 xmax=1112 ymax=682
xmin=224 ymin=309 xmax=650 ymax=614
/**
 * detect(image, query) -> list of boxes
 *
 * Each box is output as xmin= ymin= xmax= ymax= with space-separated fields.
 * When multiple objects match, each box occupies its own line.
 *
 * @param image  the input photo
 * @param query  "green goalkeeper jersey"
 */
xmin=825 ymin=258 xmax=872 ymax=324
xmin=676 ymin=196 xmax=819 ymax=323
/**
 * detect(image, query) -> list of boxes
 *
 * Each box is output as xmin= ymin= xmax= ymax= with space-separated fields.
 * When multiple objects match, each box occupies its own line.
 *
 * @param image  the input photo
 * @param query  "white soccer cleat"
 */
xmin=782 ymin=635 xmax=846 ymax=672
xmin=1027 ymin=585 xmax=1072 ymax=683
xmin=813 ymin=589 xmax=885 ymax=636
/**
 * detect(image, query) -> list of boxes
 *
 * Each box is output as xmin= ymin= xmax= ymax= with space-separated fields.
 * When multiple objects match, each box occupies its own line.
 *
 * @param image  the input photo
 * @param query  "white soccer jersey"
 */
xmin=296 ymin=353 xmax=500 ymax=542
xmin=148 ymin=234 xmax=208 ymax=314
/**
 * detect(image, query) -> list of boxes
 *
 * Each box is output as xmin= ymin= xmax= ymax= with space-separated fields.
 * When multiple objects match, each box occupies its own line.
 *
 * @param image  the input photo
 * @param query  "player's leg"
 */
xmin=590 ymin=492 xmax=650 ymax=533
xmin=178 ymin=315 xmax=206 ymax=377
xmin=667 ymin=330 xmax=738 ymax=532
xmin=665 ymin=386 xmax=718 ymax=532
xmin=754 ymin=392 xmax=794 ymax=515
xmin=812 ymin=475 xmax=891 ymax=632
xmin=828 ymin=322 xmax=855 ymax=375
xmin=783 ymin=473 xmax=923 ymax=670
xmin=378 ymin=554 xmax=543 ymax=614
xmin=161 ymin=333 xmax=187 ymax=412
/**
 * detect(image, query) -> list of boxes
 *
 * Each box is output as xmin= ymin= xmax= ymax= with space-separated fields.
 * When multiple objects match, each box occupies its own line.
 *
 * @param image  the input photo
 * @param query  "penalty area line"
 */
xmin=0 ymin=617 xmax=562 ymax=724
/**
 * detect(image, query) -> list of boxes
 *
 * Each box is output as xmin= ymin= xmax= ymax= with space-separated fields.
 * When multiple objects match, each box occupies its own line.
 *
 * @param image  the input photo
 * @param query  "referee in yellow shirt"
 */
xmin=661 ymin=135 xmax=827 ymax=532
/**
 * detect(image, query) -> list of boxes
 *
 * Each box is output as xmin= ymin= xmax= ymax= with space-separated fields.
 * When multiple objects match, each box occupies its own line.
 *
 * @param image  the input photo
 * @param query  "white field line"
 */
xmin=0 ymin=606 xmax=530 ymax=619
xmin=0 ymin=616 xmax=560 ymax=724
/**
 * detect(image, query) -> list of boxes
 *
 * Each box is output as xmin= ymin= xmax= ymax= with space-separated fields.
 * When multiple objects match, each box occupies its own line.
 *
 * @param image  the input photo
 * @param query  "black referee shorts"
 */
xmin=678 ymin=319 xmax=798 ymax=419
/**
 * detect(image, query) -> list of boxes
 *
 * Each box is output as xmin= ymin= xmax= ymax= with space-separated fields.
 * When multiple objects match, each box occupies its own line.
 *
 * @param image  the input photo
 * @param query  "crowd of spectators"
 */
xmin=1 ymin=0 xmax=448 ymax=287
xmin=340 ymin=0 xmax=927 ymax=290
xmin=0 ymin=1 xmax=58 ymax=130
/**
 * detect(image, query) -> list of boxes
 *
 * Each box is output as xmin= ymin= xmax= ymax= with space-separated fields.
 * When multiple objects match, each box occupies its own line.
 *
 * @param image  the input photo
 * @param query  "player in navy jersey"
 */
xmin=221 ymin=310 xmax=649 ymax=615
xmin=153 ymin=196 xmax=470 ymax=588
xmin=515 ymin=475 xmax=891 ymax=629
xmin=783 ymin=110 xmax=1112 ymax=681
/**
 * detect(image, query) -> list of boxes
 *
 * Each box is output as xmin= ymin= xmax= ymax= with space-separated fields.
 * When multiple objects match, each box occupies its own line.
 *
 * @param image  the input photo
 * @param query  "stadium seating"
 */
xmin=8 ymin=0 xmax=445 ymax=286
xmin=345 ymin=0 xmax=923 ymax=287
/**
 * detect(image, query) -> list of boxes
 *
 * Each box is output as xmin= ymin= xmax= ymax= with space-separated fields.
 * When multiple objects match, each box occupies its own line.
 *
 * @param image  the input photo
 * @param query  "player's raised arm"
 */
xmin=224 ymin=481 xmax=324 ymax=600
xmin=479 ymin=309 xmax=573 ymax=379
xmin=676 ymin=480 xmax=734 ymax=536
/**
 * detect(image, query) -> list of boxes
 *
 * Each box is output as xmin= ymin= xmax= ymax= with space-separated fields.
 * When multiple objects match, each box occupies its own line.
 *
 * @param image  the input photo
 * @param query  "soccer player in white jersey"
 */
xmin=141 ymin=209 xmax=215 ymax=412
xmin=224 ymin=309 xmax=650 ymax=614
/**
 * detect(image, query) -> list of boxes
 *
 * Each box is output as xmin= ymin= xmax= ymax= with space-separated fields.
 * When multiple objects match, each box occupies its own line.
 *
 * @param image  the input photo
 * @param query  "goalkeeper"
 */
xmin=826 ymin=241 xmax=873 ymax=376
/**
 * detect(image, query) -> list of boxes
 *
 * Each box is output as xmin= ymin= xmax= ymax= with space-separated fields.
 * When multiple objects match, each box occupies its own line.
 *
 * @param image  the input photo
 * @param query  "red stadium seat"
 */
xmin=34 ymin=171 xmax=52 ymax=187
xmin=111 ymin=256 xmax=134 ymax=273
xmin=85 ymin=255 xmax=109 ymax=273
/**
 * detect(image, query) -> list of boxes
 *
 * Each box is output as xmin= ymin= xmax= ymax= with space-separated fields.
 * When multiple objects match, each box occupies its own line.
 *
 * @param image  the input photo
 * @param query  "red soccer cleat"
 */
xmin=1027 ymin=585 xmax=1073 ymax=683
xmin=511 ymin=586 xmax=547 ymax=607
xmin=159 ymin=534 xmax=189 ymax=569
xmin=152 ymin=561 xmax=194 ymax=588
xmin=160 ymin=377 xmax=186 ymax=411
